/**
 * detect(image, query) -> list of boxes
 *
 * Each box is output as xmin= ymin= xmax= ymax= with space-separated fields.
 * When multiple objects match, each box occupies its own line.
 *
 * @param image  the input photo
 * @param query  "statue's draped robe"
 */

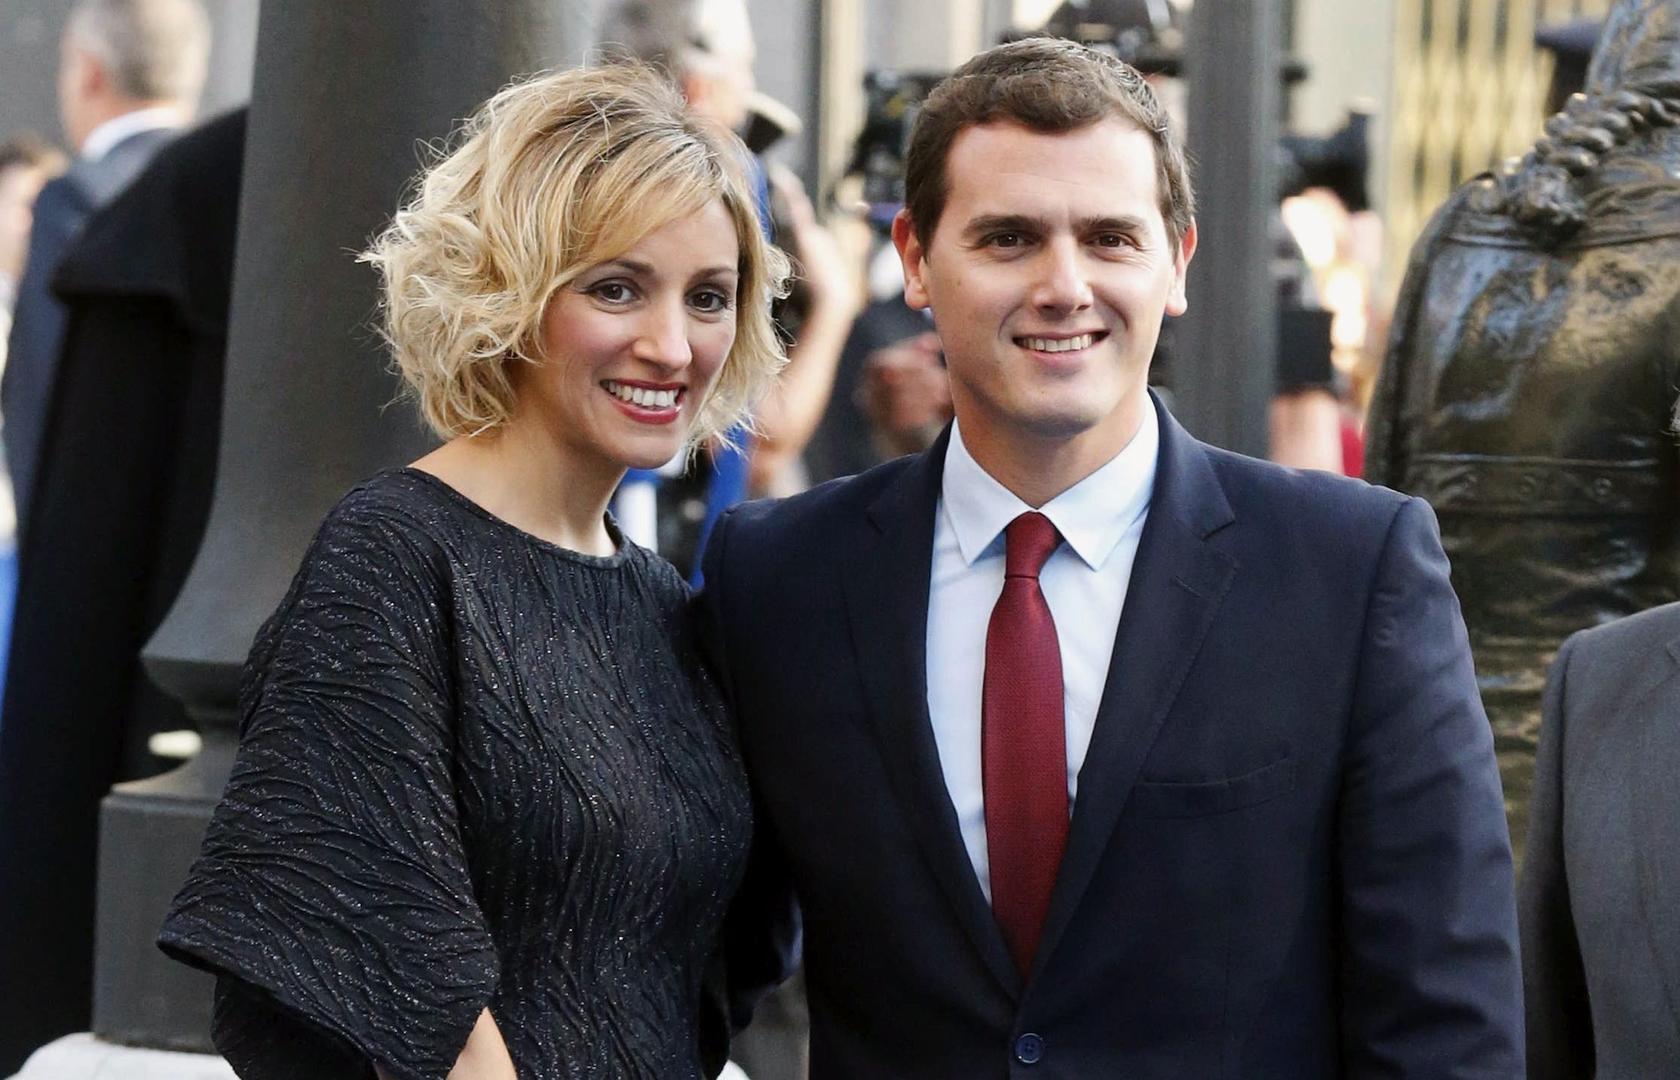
xmin=1368 ymin=156 xmax=1680 ymax=855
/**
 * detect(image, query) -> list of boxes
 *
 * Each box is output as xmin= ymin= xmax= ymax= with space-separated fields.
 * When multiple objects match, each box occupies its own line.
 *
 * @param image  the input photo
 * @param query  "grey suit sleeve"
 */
xmin=1519 ymin=633 xmax=1595 ymax=1079
xmin=1337 ymin=496 xmax=1525 ymax=1078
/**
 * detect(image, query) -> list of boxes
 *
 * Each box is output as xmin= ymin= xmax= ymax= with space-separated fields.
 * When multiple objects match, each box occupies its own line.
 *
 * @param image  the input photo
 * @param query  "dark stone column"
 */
xmin=1174 ymin=0 xmax=1282 ymax=458
xmin=91 ymin=1 xmax=574 ymax=1051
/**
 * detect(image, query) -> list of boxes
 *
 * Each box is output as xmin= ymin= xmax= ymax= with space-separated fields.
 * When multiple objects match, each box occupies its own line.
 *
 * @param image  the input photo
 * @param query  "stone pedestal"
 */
xmin=10 ymin=1040 xmax=752 ymax=1080
xmin=10 ymin=1035 xmax=234 ymax=1080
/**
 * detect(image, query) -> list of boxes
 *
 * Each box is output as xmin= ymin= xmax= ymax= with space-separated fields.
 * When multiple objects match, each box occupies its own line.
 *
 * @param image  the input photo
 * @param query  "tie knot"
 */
xmin=1003 ymin=512 xmax=1061 ymax=579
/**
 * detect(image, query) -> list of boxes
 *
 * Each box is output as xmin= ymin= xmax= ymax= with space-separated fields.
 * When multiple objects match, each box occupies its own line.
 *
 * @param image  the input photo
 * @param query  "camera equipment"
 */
xmin=843 ymin=69 xmax=945 ymax=227
xmin=1278 ymin=108 xmax=1372 ymax=213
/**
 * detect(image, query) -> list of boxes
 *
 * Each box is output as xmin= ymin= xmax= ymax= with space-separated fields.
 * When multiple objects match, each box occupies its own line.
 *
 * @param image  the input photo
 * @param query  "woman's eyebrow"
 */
xmin=593 ymin=257 xmax=654 ymax=275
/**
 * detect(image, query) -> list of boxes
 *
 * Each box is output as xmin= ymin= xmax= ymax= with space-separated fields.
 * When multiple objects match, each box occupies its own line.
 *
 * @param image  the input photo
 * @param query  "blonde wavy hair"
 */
xmin=362 ymin=63 xmax=790 ymax=445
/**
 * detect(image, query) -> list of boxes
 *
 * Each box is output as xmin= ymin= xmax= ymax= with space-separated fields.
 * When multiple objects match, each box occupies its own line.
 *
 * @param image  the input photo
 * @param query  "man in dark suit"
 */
xmin=702 ymin=38 xmax=1523 ymax=1077
xmin=0 ymin=109 xmax=243 ymax=1070
xmin=1521 ymin=600 xmax=1680 ymax=1078
xmin=1 ymin=0 xmax=208 ymax=530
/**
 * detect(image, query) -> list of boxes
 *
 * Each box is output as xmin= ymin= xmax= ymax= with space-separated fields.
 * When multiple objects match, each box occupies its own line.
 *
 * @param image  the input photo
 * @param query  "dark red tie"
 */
xmin=983 ymin=511 xmax=1068 ymax=976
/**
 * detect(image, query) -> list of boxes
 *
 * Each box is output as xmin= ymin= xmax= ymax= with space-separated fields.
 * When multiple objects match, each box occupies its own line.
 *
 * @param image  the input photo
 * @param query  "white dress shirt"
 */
xmin=79 ymin=106 xmax=184 ymax=161
xmin=926 ymin=405 xmax=1159 ymax=901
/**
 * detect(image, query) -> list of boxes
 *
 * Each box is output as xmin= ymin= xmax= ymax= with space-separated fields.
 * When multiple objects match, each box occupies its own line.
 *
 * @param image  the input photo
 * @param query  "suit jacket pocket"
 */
xmin=1129 ymin=756 xmax=1296 ymax=819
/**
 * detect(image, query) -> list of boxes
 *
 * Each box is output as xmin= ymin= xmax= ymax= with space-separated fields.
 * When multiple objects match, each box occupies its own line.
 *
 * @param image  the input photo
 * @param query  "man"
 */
xmin=0 ymin=134 xmax=66 ymax=535
xmin=702 ymin=38 xmax=1523 ymax=1076
xmin=0 ymin=110 xmax=243 ymax=1071
xmin=0 ymin=134 xmax=65 ymax=359
xmin=1521 ymin=600 xmax=1680 ymax=1078
xmin=1 ymin=0 xmax=208 ymax=530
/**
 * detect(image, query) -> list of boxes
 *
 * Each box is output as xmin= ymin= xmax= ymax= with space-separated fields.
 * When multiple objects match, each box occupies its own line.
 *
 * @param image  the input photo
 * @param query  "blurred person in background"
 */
xmin=0 ymin=109 xmax=242 ymax=1071
xmin=599 ymin=0 xmax=858 ymax=575
xmin=0 ymin=132 xmax=66 ymax=710
xmin=0 ymin=0 xmax=207 ymax=1066
xmin=1 ymin=0 xmax=208 ymax=536
xmin=0 ymin=134 xmax=65 ymax=374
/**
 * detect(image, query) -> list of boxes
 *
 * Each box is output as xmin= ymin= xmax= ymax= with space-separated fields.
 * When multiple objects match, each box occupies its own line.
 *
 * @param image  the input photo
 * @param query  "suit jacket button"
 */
xmin=1014 ymin=1033 xmax=1045 ymax=1065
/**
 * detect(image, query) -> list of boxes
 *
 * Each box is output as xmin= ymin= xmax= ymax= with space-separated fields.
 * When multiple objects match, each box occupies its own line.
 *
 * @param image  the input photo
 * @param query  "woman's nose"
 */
xmin=632 ymin=300 xmax=694 ymax=368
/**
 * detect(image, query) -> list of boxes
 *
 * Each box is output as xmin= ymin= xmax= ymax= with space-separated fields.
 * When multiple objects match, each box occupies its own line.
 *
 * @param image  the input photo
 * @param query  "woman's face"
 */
xmin=515 ymin=198 xmax=742 ymax=473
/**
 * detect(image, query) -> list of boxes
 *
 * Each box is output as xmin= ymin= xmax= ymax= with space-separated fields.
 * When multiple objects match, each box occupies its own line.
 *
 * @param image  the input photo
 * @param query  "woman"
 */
xmin=158 ymin=63 xmax=789 ymax=1079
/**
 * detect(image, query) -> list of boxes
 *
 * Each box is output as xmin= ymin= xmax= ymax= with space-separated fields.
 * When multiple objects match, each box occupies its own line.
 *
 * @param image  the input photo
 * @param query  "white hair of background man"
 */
xmin=596 ymin=0 xmax=755 ymax=88
xmin=66 ymin=0 xmax=211 ymax=106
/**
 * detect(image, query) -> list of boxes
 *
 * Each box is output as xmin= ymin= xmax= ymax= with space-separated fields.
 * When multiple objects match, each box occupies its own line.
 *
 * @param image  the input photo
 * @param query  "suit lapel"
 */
xmin=1632 ymin=636 xmax=1680 ymax=1039
xmin=1030 ymin=398 xmax=1237 ymax=984
xmin=840 ymin=430 xmax=1023 ymax=998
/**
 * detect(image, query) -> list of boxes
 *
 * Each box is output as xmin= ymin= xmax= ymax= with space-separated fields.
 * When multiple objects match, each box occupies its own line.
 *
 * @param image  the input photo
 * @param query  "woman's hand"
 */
xmin=375 ymin=1008 xmax=517 ymax=1080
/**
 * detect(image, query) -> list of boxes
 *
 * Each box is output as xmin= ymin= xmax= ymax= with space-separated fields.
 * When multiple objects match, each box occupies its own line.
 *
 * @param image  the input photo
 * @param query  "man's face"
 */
xmin=894 ymin=118 xmax=1195 ymax=463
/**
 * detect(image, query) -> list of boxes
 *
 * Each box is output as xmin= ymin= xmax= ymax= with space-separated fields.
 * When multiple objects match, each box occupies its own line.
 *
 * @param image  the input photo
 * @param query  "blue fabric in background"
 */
xmin=689 ymin=434 xmax=747 ymax=589
xmin=0 ymin=542 xmax=14 ymax=700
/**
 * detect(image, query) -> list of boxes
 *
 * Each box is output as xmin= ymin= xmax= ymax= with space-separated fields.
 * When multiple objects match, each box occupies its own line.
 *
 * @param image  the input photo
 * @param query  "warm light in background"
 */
xmin=1281 ymin=188 xmax=1379 ymax=385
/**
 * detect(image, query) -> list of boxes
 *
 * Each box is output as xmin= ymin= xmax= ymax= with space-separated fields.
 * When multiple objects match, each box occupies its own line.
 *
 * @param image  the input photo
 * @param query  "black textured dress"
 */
xmin=158 ymin=469 xmax=752 ymax=1080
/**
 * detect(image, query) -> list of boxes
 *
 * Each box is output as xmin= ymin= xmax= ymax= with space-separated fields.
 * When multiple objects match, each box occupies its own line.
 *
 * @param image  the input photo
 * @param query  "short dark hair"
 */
xmin=902 ymin=36 xmax=1194 ymax=251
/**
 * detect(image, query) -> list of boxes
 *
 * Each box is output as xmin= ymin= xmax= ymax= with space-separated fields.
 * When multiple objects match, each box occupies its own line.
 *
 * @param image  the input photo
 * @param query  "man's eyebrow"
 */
xmin=960 ymin=213 xmax=1152 ymax=238
xmin=1078 ymin=215 xmax=1150 ymax=234
xmin=961 ymin=213 xmax=1045 ymax=239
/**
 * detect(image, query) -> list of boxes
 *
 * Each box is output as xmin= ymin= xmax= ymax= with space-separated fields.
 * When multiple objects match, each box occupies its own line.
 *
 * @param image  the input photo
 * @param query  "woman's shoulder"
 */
xmin=260 ymin=471 xmax=461 ymax=635
xmin=304 ymin=468 xmax=477 ymax=569
xmin=616 ymin=535 xmax=694 ymax=605
xmin=325 ymin=467 xmax=458 ymax=529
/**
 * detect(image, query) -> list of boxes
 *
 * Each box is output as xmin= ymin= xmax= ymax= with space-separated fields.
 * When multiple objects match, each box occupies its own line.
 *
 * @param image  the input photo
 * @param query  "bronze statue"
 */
xmin=1367 ymin=0 xmax=1680 ymax=855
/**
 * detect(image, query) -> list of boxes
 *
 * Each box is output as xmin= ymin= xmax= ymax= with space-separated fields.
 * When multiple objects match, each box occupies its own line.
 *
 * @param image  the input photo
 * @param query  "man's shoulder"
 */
xmin=1199 ymin=441 xmax=1412 ymax=539
xmin=1564 ymin=600 xmax=1680 ymax=668
xmin=54 ymin=127 xmax=175 ymax=215
xmin=726 ymin=453 xmax=919 ymax=542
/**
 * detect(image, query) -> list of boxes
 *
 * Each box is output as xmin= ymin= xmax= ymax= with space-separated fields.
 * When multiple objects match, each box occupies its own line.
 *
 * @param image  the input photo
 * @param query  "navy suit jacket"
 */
xmin=700 ymin=395 xmax=1523 ymax=1079
xmin=2 ymin=126 xmax=173 ymax=526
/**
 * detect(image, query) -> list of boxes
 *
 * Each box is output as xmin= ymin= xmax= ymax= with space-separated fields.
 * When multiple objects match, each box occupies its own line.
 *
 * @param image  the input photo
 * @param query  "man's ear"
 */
xmin=65 ymin=46 xmax=104 ymax=103
xmin=892 ymin=209 xmax=931 ymax=311
xmin=1165 ymin=217 xmax=1197 ymax=317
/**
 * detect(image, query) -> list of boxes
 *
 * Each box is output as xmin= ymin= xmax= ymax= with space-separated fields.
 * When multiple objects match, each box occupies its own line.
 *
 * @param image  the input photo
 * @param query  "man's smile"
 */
xmin=1013 ymin=331 xmax=1109 ymax=354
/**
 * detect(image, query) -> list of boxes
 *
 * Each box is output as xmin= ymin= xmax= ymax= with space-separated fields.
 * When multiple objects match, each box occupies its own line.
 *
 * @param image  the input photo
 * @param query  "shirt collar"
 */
xmin=80 ymin=106 xmax=184 ymax=161
xmin=941 ymin=401 xmax=1159 ymax=571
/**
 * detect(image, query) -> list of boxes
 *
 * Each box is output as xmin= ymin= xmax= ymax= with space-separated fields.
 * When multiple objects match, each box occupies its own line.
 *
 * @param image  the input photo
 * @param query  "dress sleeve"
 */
xmin=158 ymin=498 xmax=499 ymax=1080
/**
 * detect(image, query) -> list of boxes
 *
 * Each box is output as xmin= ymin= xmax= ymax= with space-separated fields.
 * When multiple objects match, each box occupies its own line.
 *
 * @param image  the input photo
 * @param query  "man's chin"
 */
xmin=1008 ymin=404 xmax=1122 ymax=441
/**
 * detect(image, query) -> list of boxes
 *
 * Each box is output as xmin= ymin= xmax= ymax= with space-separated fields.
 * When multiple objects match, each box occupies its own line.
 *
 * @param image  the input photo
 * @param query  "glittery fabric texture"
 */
xmin=158 ymin=469 xmax=751 ymax=1080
